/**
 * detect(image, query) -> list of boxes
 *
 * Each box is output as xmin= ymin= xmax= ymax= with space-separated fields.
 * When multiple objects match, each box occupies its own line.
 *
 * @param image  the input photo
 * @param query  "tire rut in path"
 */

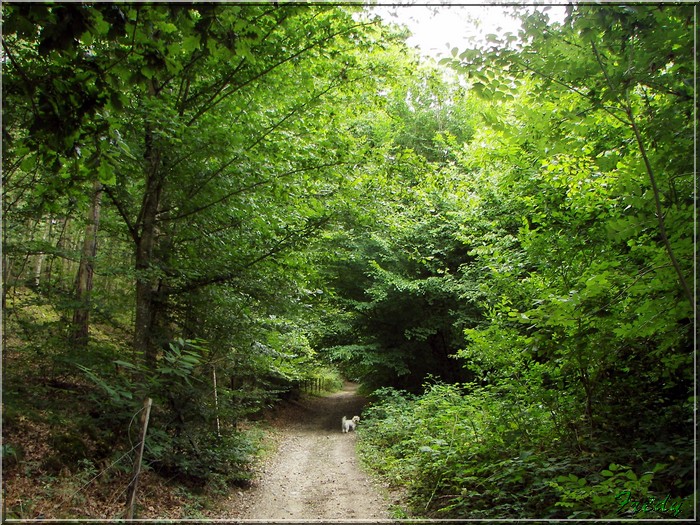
xmin=225 ymin=383 xmax=391 ymax=520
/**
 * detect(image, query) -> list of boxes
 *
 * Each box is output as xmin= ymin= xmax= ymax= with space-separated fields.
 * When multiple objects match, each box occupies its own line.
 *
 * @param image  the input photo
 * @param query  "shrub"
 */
xmin=78 ymin=338 xmax=260 ymax=487
xmin=548 ymin=462 xmax=692 ymax=519
xmin=359 ymin=381 xmax=581 ymax=518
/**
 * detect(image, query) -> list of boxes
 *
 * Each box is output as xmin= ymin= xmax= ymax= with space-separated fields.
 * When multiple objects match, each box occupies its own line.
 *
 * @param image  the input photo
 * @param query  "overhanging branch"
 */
xmin=169 ymin=215 xmax=334 ymax=295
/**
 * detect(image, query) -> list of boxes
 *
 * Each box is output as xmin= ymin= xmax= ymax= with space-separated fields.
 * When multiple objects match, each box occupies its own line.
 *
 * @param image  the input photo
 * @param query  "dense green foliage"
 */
xmin=2 ymin=2 xmax=695 ymax=520
xmin=3 ymin=3 xmax=402 ymax=511
xmin=359 ymin=382 xmax=692 ymax=518
xmin=352 ymin=4 xmax=694 ymax=519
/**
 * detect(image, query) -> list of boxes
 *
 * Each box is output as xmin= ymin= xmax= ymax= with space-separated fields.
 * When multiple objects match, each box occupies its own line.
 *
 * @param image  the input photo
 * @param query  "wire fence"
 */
xmin=46 ymin=402 xmax=150 ymax=519
xmin=299 ymin=377 xmax=330 ymax=394
xmin=16 ymin=379 xmax=332 ymax=519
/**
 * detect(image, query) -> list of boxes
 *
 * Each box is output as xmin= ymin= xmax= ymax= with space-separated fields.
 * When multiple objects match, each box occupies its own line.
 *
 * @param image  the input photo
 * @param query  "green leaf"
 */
xmin=182 ymin=34 xmax=201 ymax=53
xmin=20 ymin=155 xmax=36 ymax=172
xmin=113 ymin=360 xmax=140 ymax=370
xmin=97 ymin=159 xmax=115 ymax=185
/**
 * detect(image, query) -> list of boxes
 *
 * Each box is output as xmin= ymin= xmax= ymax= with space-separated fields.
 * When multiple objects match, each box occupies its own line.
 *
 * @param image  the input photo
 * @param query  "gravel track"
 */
xmin=220 ymin=383 xmax=392 ymax=521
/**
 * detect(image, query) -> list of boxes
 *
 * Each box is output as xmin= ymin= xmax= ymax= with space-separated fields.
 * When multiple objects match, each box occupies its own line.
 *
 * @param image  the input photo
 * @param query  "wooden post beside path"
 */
xmin=213 ymin=367 xmax=221 ymax=437
xmin=126 ymin=397 xmax=152 ymax=520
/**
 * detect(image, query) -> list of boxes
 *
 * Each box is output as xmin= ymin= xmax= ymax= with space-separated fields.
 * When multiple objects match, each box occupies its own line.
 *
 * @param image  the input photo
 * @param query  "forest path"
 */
xmin=220 ymin=383 xmax=392 ymax=521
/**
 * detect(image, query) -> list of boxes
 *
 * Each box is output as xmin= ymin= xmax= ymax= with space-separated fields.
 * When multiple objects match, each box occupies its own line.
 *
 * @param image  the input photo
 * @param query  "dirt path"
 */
xmin=220 ymin=383 xmax=392 ymax=521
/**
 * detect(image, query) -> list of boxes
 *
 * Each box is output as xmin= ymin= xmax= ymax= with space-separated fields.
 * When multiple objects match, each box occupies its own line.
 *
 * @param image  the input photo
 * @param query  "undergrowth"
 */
xmin=357 ymin=382 xmax=694 ymax=519
xmin=2 ymin=287 xmax=313 ymax=519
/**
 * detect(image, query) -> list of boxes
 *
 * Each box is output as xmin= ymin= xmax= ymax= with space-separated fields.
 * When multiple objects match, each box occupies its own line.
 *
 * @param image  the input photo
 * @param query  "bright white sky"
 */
xmin=368 ymin=2 xmax=568 ymax=59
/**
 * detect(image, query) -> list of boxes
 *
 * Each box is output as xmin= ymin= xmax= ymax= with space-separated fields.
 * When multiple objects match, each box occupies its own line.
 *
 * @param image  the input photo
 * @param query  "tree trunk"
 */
xmin=133 ymin=96 xmax=165 ymax=367
xmin=32 ymin=218 xmax=50 ymax=288
xmin=2 ymin=255 xmax=12 ymax=309
xmin=45 ymin=216 xmax=69 ymax=298
xmin=71 ymin=180 xmax=103 ymax=347
xmin=133 ymin=197 xmax=163 ymax=366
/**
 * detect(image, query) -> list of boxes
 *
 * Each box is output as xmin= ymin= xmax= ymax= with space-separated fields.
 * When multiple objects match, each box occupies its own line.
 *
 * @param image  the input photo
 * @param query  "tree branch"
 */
xmin=623 ymin=90 xmax=693 ymax=307
xmin=510 ymin=54 xmax=629 ymax=126
xmin=191 ymin=77 xmax=346 ymax=206
xmin=102 ymin=184 xmax=140 ymax=244
xmin=589 ymin=40 xmax=625 ymax=109
xmin=2 ymin=38 xmax=40 ymax=117
xmin=185 ymin=20 xmax=375 ymax=126
xmin=160 ymin=160 xmax=350 ymax=223
xmin=169 ymin=215 xmax=333 ymax=294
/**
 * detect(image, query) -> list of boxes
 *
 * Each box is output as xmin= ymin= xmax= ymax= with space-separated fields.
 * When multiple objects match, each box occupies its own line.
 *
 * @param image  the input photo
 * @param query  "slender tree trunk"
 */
xmin=46 ymin=216 xmax=69 ymax=298
xmin=589 ymin=40 xmax=692 ymax=308
xmin=3 ymin=214 xmax=15 ymax=308
xmin=71 ymin=180 xmax=103 ymax=347
xmin=32 ymin=218 xmax=50 ymax=288
xmin=623 ymin=94 xmax=693 ymax=308
xmin=2 ymin=255 xmax=13 ymax=309
xmin=579 ymin=368 xmax=595 ymax=435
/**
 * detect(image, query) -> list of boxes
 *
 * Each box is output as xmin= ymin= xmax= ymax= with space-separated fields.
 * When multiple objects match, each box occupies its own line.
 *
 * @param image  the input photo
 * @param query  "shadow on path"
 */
xmin=285 ymin=382 xmax=368 ymax=432
xmin=222 ymin=382 xmax=392 ymax=520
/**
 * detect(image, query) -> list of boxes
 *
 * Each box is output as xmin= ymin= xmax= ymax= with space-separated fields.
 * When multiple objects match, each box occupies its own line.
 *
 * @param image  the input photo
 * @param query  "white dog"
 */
xmin=341 ymin=415 xmax=360 ymax=433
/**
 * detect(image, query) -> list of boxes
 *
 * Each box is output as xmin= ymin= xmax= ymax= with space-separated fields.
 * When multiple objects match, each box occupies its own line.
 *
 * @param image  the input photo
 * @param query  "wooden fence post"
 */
xmin=213 ymin=367 xmax=221 ymax=437
xmin=126 ymin=397 xmax=152 ymax=520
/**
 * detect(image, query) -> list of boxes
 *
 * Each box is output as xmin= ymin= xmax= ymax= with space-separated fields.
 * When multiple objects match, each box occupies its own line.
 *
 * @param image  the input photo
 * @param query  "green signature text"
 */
xmin=615 ymin=490 xmax=684 ymax=517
